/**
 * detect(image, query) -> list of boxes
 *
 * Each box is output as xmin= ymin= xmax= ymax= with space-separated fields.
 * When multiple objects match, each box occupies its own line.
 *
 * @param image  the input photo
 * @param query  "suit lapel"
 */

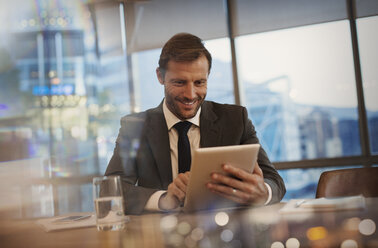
xmin=145 ymin=103 xmax=173 ymax=188
xmin=144 ymin=101 xmax=220 ymax=187
xmin=200 ymin=101 xmax=221 ymax=148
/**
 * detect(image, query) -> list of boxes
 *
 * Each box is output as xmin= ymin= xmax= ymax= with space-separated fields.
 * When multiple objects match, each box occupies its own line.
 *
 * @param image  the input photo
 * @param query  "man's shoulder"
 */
xmin=120 ymin=111 xmax=147 ymax=123
xmin=120 ymin=104 xmax=162 ymax=122
xmin=203 ymin=101 xmax=246 ymax=114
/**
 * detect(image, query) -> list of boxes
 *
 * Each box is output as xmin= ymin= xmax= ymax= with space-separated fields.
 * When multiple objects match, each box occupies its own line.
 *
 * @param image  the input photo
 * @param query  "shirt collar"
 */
xmin=163 ymin=98 xmax=201 ymax=130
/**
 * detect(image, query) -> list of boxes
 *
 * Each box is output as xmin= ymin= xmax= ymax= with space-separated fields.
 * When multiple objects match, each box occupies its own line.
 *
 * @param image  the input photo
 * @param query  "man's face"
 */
xmin=157 ymin=55 xmax=208 ymax=120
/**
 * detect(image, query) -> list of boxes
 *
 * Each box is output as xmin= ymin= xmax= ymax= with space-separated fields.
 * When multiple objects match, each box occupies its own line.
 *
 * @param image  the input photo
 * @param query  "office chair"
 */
xmin=316 ymin=167 xmax=378 ymax=198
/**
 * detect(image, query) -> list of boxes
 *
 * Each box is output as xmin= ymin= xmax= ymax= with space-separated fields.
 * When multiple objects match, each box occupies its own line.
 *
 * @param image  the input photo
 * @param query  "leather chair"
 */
xmin=316 ymin=167 xmax=378 ymax=198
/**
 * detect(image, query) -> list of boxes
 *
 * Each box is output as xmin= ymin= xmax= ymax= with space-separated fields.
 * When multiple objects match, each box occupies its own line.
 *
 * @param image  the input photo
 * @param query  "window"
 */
xmin=0 ymin=0 xmax=130 ymax=217
xmin=357 ymin=16 xmax=378 ymax=154
xmin=236 ymin=21 xmax=359 ymax=162
xmin=205 ymin=38 xmax=234 ymax=104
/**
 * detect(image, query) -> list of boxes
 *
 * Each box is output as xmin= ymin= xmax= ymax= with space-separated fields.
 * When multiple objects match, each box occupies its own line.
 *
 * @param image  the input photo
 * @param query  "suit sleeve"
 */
xmin=105 ymin=116 xmax=159 ymax=215
xmin=240 ymin=107 xmax=286 ymax=203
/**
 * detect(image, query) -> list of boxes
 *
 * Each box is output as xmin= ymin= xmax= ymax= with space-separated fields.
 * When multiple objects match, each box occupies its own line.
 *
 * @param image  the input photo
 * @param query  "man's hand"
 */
xmin=206 ymin=162 xmax=268 ymax=206
xmin=159 ymin=171 xmax=190 ymax=210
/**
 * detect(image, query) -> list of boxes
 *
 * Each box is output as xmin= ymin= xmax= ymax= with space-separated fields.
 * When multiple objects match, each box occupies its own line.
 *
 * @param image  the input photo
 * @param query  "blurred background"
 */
xmin=0 ymin=0 xmax=377 ymax=219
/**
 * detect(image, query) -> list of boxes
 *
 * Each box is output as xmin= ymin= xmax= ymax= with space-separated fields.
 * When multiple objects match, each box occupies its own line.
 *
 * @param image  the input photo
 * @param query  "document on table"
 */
xmin=35 ymin=212 xmax=96 ymax=232
xmin=279 ymin=195 xmax=366 ymax=214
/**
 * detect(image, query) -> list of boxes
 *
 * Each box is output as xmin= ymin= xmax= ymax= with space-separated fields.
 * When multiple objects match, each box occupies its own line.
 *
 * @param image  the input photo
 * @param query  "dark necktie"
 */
xmin=173 ymin=121 xmax=192 ymax=173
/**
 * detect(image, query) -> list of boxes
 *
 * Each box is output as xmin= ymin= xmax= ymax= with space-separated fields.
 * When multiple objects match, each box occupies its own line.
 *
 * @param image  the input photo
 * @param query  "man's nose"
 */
xmin=182 ymin=82 xmax=196 ymax=99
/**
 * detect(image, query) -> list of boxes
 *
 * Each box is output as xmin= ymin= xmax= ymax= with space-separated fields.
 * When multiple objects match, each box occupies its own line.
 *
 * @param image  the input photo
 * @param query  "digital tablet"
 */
xmin=183 ymin=144 xmax=260 ymax=212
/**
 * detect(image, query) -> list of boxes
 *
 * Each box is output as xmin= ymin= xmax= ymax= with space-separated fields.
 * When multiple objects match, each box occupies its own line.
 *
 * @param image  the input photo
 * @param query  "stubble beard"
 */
xmin=166 ymin=95 xmax=205 ymax=120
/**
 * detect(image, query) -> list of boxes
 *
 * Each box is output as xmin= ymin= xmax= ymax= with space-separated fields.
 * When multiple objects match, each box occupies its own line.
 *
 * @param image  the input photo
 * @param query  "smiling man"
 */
xmin=105 ymin=33 xmax=286 ymax=214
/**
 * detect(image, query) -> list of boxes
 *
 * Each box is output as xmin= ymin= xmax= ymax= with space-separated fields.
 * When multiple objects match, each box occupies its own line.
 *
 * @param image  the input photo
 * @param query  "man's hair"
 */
xmin=158 ymin=33 xmax=212 ymax=78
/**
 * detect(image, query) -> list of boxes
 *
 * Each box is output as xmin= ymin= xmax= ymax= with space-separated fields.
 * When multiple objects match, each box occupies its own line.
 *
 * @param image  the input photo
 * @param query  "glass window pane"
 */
xmin=0 ymin=0 xmax=129 ymax=217
xmin=134 ymin=48 xmax=163 ymax=111
xmin=205 ymin=38 xmax=234 ymax=104
xmin=356 ymin=16 xmax=378 ymax=155
xmin=236 ymin=21 xmax=360 ymax=162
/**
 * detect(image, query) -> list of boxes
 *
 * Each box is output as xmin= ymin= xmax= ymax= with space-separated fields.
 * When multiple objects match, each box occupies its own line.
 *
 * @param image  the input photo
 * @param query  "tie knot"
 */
xmin=173 ymin=121 xmax=192 ymax=135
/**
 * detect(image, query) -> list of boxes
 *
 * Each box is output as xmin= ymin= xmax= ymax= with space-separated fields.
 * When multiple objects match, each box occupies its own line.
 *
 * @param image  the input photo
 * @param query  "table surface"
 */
xmin=1 ymin=198 xmax=377 ymax=248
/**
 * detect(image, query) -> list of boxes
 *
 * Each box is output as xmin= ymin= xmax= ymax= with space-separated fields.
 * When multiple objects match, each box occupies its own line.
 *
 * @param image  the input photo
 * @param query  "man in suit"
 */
xmin=105 ymin=33 xmax=286 ymax=214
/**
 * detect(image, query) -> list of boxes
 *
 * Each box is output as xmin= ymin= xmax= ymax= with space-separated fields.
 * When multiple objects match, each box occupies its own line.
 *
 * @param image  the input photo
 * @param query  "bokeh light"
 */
xmin=271 ymin=241 xmax=285 ymax=248
xmin=215 ymin=212 xmax=229 ymax=226
xmin=359 ymin=219 xmax=376 ymax=236
xmin=160 ymin=215 xmax=178 ymax=232
xmin=191 ymin=227 xmax=204 ymax=241
xmin=220 ymin=229 xmax=234 ymax=242
xmin=306 ymin=226 xmax=328 ymax=241
xmin=177 ymin=221 xmax=191 ymax=235
xmin=286 ymin=237 xmax=300 ymax=248
xmin=340 ymin=239 xmax=358 ymax=248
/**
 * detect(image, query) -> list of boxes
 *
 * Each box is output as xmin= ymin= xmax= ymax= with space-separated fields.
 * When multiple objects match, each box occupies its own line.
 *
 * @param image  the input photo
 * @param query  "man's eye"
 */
xmin=195 ymin=80 xmax=206 ymax=86
xmin=174 ymin=81 xmax=185 ymax=85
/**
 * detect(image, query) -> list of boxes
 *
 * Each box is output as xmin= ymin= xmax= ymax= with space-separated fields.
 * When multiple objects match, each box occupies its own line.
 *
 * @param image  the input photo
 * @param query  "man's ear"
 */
xmin=156 ymin=68 xmax=164 ymax=85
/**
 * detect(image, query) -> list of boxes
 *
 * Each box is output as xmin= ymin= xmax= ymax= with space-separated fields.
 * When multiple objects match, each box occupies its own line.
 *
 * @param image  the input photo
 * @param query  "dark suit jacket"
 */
xmin=105 ymin=100 xmax=286 ymax=214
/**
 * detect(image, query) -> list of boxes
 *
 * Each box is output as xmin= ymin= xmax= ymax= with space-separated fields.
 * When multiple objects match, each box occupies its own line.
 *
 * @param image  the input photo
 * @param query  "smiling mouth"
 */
xmin=178 ymin=99 xmax=196 ymax=106
xmin=182 ymin=101 xmax=195 ymax=106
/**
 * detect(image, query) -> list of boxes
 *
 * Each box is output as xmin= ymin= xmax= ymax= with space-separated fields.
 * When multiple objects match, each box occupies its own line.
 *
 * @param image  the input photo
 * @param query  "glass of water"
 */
xmin=92 ymin=175 xmax=128 ymax=231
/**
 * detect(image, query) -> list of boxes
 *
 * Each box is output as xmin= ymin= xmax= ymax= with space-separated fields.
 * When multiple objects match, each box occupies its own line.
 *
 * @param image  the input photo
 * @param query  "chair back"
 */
xmin=316 ymin=167 xmax=378 ymax=198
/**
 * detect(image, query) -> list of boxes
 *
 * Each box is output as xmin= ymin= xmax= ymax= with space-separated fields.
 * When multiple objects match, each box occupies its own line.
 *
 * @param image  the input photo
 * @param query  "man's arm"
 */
xmin=105 ymin=114 xmax=162 ymax=215
xmin=105 ymin=138 xmax=159 ymax=214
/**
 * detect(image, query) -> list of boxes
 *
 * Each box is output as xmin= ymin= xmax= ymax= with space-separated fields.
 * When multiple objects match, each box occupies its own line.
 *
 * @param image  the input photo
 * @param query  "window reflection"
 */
xmin=0 ymin=0 xmax=129 ymax=217
xmin=236 ymin=21 xmax=360 ymax=162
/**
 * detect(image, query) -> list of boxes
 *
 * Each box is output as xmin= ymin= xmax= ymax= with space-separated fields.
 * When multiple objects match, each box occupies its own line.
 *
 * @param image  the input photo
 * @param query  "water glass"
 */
xmin=92 ymin=175 xmax=128 ymax=231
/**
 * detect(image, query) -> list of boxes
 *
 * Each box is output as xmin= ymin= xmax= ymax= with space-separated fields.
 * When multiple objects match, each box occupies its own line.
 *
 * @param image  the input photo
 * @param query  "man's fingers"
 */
xmin=222 ymin=164 xmax=252 ymax=181
xmin=178 ymin=172 xmax=190 ymax=186
xmin=175 ymin=173 xmax=190 ymax=192
xmin=168 ymin=183 xmax=185 ymax=202
xmin=222 ymin=163 xmax=263 ymax=184
xmin=253 ymin=162 xmax=263 ymax=177
xmin=208 ymin=163 xmax=268 ymax=206
xmin=210 ymin=172 xmax=245 ymax=191
xmin=167 ymin=173 xmax=191 ymax=202
xmin=174 ymin=178 xmax=187 ymax=192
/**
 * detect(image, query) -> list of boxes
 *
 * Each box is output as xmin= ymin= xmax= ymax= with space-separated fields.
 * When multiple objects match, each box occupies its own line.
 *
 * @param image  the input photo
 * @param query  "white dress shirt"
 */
xmin=144 ymin=99 xmax=271 ymax=211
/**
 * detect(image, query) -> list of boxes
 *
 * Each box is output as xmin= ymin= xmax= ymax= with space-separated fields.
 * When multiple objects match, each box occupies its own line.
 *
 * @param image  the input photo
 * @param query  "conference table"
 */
xmin=1 ymin=198 xmax=377 ymax=248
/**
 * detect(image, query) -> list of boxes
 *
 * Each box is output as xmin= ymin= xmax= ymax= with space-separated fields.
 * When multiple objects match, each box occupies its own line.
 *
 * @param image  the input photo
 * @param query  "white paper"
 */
xmin=279 ymin=195 xmax=366 ymax=214
xmin=35 ymin=212 xmax=96 ymax=232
